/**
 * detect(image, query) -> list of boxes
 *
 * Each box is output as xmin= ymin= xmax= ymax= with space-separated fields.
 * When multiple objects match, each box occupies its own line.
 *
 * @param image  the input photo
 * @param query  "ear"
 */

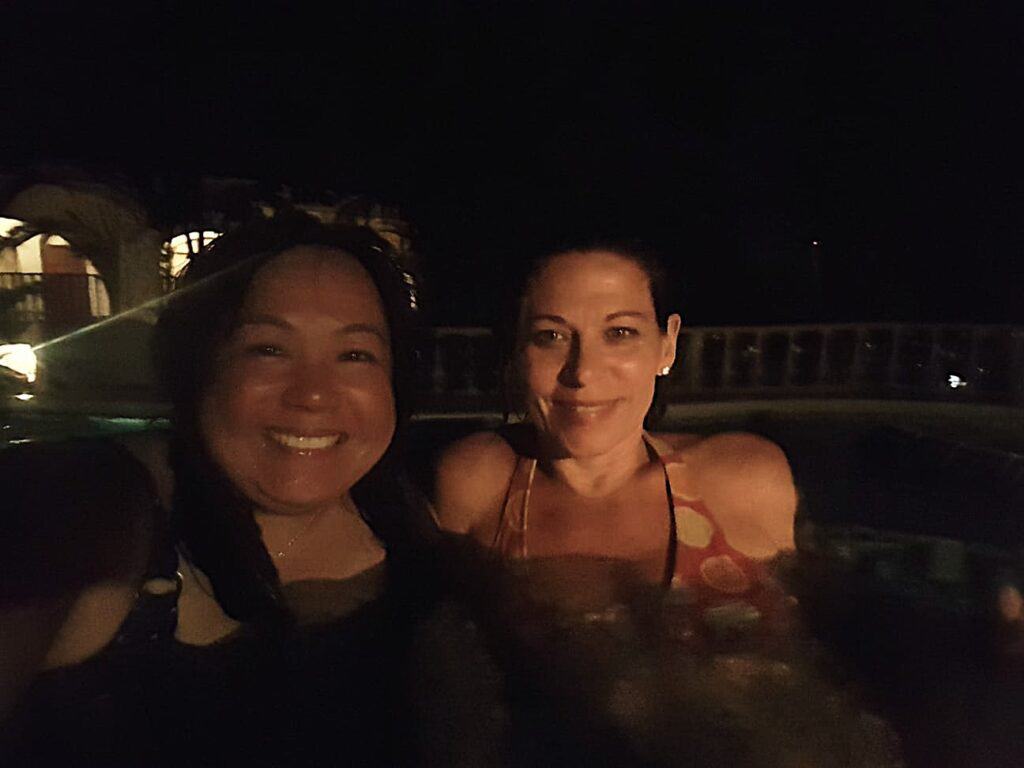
xmin=659 ymin=314 xmax=682 ymax=371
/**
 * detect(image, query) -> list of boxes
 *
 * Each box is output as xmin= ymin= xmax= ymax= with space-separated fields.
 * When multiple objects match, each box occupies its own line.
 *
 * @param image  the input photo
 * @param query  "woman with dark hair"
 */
xmin=1 ymin=210 xmax=437 ymax=766
xmin=435 ymin=240 xmax=798 ymax=624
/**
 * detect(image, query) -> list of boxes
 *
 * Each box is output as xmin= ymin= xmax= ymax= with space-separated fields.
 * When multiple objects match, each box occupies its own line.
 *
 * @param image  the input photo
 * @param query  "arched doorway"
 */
xmin=0 ymin=218 xmax=111 ymax=342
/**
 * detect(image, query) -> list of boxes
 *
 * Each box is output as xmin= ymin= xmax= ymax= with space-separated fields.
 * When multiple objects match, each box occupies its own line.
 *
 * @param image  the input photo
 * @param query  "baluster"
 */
xmin=688 ymin=330 xmax=704 ymax=393
xmin=924 ymin=326 xmax=941 ymax=396
xmin=782 ymin=328 xmax=795 ymax=388
xmin=851 ymin=326 xmax=866 ymax=387
xmin=886 ymin=325 xmax=900 ymax=390
xmin=968 ymin=326 xmax=982 ymax=394
xmin=815 ymin=327 xmax=828 ymax=390
xmin=465 ymin=336 xmax=480 ymax=396
xmin=721 ymin=329 xmax=735 ymax=390
xmin=1012 ymin=330 xmax=1024 ymax=404
xmin=754 ymin=329 xmax=765 ymax=387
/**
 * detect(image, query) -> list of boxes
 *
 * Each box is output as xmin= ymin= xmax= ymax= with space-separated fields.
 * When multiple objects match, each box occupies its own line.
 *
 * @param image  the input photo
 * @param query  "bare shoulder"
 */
xmin=691 ymin=432 xmax=792 ymax=475
xmin=687 ymin=432 xmax=797 ymax=556
xmin=434 ymin=431 xmax=518 ymax=537
xmin=647 ymin=430 xmax=705 ymax=454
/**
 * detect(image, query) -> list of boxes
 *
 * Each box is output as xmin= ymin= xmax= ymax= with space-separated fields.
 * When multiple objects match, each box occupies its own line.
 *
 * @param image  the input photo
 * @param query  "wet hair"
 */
xmin=153 ymin=209 xmax=431 ymax=626
xmin=497 ymin=237 xmax=677 ymax=422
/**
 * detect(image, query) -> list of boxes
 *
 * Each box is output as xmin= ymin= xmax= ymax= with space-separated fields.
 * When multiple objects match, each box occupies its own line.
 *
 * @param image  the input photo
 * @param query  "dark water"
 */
xmin=408 ymin=410 xmax=1024 ymax=767
xmin=4 ymin=407 xmax=1024 ymax=766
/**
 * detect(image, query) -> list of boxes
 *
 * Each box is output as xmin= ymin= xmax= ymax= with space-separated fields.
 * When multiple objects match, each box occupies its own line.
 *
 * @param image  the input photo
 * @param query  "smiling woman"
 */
xmin=435 ymin=241 xmax=798 ymax=616
xmin=1 ymin=211 xmax=437 ymax=766
xmin=197 ymin=248 xmax=398 ymax=581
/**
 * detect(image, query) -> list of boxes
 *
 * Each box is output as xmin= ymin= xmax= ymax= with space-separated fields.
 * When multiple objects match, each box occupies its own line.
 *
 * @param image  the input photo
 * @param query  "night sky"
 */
xmin=2 ymin=1 xmax=1022 ymax=325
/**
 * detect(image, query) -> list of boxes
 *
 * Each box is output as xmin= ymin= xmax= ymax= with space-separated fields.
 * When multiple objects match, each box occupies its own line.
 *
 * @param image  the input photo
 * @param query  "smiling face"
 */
xmin=198 ymin=246 xmax=396 ymax=516
xmin=518 ymin=250 xmax=680 ymax=459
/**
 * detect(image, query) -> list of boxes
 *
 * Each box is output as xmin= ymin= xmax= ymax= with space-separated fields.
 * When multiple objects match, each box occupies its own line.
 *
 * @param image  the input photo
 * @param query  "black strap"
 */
xmin=112 ymin=521 xmax=181 ymax=648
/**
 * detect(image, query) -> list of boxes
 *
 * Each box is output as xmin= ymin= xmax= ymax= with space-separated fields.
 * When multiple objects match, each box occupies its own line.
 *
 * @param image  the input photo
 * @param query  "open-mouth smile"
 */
xmin=267 ymin=430 xmax=344 ymax=451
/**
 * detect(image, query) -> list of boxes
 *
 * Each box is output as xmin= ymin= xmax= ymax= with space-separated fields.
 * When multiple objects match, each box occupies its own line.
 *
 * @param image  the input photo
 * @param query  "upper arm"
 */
xmin=0 ymin=599 xmax=72 ymax=721
xmin=434 ymin=432 xmax=517 ymax=542
xmin=0 ymin=439 xmax=158 ymax=716
xmin=694 ymin=432 xmax=798 ymax=557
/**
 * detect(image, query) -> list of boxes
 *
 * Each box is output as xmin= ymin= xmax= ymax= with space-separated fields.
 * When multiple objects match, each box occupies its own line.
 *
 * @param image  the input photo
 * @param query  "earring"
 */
xmin=658 ymin=366 xmax=671 ymax=377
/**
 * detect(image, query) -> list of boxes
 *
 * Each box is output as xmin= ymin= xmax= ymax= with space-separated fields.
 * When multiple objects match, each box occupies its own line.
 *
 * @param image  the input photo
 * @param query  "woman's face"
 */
xmin=519 ymin=250 xmax=680 ymax=458
xmin=199 ymin=246 xmax=396 ymax=516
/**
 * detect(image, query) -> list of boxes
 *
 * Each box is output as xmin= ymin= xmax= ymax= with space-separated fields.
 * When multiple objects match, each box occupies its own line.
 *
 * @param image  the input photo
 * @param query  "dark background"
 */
xmin=2 ymin=1 xmax=1021 ymax=326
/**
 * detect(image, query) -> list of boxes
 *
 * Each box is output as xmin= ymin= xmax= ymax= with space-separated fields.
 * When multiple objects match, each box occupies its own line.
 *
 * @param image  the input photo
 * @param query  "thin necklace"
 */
xmin=272 ymin=511 xmax=323 ymax=559
xmin=270 ymin=500 xmax=352 ymax=560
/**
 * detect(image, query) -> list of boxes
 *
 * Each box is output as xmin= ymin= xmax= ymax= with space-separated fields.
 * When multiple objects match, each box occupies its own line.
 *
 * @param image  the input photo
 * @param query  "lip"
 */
xmin=551 ymin=399 xmax=620 ymax=408
xmin=549 ymin=399 xmax=621 ymax=422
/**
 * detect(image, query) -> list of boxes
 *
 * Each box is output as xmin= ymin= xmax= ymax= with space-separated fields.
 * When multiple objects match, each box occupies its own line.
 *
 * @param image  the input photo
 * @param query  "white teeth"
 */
xmin=559 ymin=404 xmax=609 ymax=413
xmin=268 ymin=431 xmax=340 ymax=450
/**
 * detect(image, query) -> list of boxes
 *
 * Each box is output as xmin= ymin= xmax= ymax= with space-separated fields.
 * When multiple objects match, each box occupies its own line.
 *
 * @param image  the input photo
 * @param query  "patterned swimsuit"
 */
xmin=491 ymin=433 xmax=789 ymax=636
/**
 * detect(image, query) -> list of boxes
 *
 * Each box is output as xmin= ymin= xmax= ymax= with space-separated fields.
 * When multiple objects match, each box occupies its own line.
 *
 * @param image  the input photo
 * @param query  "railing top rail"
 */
xmin=427 ymin=323 xmax=1024 ymax=336
xmin=682 ymin=322 xmax=1024 ymax=334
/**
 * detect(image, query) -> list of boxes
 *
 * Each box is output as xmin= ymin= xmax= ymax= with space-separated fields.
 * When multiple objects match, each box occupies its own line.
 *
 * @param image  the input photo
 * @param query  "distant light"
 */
xmin=948 ymin=374 xmax=967 ymax=389
xmin=13 ymin=393 xmax=33 ymax=401
xmin=0 ymin=344 xmax=37 ymax=383
xmin=811 ymin=240 xmax=820 ymax=246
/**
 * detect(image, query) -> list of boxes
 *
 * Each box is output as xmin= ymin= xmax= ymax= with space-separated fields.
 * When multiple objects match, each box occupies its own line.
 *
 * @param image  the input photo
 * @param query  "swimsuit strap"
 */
xmin=492 ymin=454 xmax=536 ymax=559
xmin=492 ymin=432 xmax=677 ymax=565
xmin=641 ymin=433 xmax=681 ymax=586
xmin=112 ymin=520 xmax=182 ymax=648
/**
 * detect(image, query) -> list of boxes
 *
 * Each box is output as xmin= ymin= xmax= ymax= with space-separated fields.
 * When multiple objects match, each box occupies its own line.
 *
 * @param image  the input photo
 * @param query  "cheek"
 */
xmin=345 ymin=377 xmax=398 ymax=441
xmin=610 ymin=356 xmax=654 ymax=385
xmin=204 ymin=371 xmax=273 ymax=432
xmin=522 ymin=351 xmax=561 ymax=393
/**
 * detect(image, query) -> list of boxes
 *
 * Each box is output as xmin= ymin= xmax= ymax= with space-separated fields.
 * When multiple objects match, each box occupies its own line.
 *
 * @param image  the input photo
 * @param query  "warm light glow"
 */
xmin=166 ymin=230 xmax=222 ymax=278
xmin=47 ymin=234 xmax=70 ymax=247
xmin=0 ymin=344 xmax=37 ymax=383
xmin=0 ymin=217 xmax=25 ymax=238
xmin=13 ymin=393 xmax=33 ymax=401
xmin=948 ymin=373 xmax=967 ymax=389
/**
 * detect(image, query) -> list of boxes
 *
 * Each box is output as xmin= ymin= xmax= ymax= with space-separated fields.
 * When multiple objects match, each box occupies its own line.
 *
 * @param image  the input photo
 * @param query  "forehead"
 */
xmin=527 ymin=250 xmax=654 ymax=310
xmin=242 ymin=246 xmax=387 ymax=323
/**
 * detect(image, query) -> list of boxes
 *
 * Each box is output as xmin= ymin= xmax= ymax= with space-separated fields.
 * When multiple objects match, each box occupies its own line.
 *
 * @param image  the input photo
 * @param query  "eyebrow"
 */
xmin=238 ymin=315 xmax=389 ymax=342
xmin=527 ymin=310 xmax=651 ymax=324
xmin=605 ymin=311 xmax=650 ymax=321
xmin=528 ymin=314 xmax=568 ymax=325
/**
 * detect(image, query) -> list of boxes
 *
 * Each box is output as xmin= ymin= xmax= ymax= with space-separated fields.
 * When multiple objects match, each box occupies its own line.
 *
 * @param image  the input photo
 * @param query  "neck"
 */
xmin=542 ymin=431 xmax=652 ymax=498
xmin=255 ymin=496 xmax=384 ymax=583
xmin=254 ymin=496 xmax=355 ymax=558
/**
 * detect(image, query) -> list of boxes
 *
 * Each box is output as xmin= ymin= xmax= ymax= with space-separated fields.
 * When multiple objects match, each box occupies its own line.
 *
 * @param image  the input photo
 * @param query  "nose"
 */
xmin=557 ymin=334 xmax=595 ymax=389
xmin=281 ymin=361 xmax=339 ymax=411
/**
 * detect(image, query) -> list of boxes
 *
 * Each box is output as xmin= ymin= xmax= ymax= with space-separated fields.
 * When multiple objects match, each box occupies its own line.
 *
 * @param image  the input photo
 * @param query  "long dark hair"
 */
xmin=153 ymin=209 xmax=432 ymax=626
xmin=497 ymin=236 xmax=676 ymax=425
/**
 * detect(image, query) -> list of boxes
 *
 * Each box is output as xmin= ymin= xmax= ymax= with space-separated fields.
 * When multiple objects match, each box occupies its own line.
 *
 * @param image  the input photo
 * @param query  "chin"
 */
xmin=253 ymin=480 xmax=350 ymax=515
xmin=551 ymin=431 xmax=624 ymax=460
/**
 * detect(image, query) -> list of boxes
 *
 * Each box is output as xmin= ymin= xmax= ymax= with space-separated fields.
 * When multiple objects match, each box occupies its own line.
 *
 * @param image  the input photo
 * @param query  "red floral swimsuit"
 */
xmin=491 ymin=434 xmax=789 ymax=637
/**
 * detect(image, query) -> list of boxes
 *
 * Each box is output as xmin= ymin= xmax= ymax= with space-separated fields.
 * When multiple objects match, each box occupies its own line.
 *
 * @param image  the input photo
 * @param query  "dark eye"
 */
xmin=339 ymin=350 xmax=378 ymax=363
xmin=245 ymin=344 xmax=284 ymax=357
xmin=605 ymin=327 xmax=639 ymax=341
xmin=530 ymin=329 xmax=566 ymax=347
